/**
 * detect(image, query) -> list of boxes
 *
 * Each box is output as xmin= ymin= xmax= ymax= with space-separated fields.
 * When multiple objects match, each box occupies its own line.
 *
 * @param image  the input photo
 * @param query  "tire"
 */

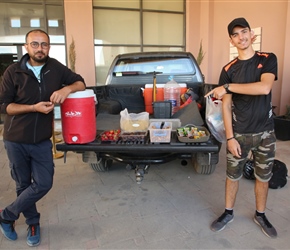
xmin=192 ymin=153 xmax=217 ymax=175
xmin=90 ymin=158 xmax=113 ymax=172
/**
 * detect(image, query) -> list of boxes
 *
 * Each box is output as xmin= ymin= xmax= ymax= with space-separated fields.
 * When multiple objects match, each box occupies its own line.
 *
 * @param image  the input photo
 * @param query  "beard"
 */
xmin=31 ymin=51 xmax=48 ymax=63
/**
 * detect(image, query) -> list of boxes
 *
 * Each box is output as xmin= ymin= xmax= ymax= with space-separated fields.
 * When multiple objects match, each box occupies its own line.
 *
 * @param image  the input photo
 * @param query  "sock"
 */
xmin=225 ymin=208 xmax=233 ymax=215
xmin=256 ymin=210 xmax=265 ymax=217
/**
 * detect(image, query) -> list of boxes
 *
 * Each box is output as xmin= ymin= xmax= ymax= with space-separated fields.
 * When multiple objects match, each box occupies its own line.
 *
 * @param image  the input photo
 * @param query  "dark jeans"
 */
xmin=2 ymin=139 xmax=54 ymax=225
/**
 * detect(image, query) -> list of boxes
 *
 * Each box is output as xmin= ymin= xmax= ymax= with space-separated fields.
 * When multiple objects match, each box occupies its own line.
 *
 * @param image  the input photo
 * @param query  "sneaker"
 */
xmin=0 ymin=213 xmax=17 ymax=241
xmin=254 ymin=214 xmax=277 ymax=238
xmin=210 ymin=212 xmax=234 ymax=232
xmin=27 ymin=223 xmax=40 ymax=247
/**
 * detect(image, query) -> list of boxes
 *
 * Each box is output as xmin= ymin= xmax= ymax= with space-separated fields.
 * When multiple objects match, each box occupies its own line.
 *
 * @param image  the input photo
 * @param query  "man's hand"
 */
xmin=34 ymin=101 xmax=54 ymax=114
xmin=227 ymin=138 xmax=242 ymax=158
xmin=204 ymin=86 xmax=227 ymax=99
xmin=50 ymin=87 xmax=72 ymax=104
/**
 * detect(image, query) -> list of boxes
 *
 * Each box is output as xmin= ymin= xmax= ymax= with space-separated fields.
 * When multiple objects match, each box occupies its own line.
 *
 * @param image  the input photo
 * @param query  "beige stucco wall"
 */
xmin=187 ymin=0 xmax=290 ymax=115
xmin=280 ymin=1 xmax=290 ymax=115
xmin=63 ymin=0 xmax=95 ymax=87
xmin=63 ymin=0 xmax=289 ymax=115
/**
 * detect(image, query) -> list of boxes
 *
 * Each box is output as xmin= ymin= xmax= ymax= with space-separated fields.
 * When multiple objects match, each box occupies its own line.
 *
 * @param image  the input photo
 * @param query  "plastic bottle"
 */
xmin=164 ymin=76 xmax=181 ymax=115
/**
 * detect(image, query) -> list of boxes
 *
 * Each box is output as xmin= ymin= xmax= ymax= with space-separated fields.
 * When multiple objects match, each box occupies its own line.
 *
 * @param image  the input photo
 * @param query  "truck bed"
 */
xmin=56 ymin=112 xmax=221 ymax=183
xmin=57 ymin=113 xmax=219 ymax=154
xmin=55 ymin=52 xmax=221 ymax=183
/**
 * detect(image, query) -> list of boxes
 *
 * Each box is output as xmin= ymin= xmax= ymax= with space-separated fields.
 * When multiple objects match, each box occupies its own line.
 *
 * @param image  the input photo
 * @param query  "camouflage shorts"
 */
xmin=226 ymin=130 xmax=276 ymax=182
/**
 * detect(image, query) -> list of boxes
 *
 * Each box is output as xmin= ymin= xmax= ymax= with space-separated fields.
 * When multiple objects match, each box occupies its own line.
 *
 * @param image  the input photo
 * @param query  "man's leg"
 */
xmin=225 ymin=178 xmax=239 ymax=209
xmin=22 ymin=139 xmax=54 ymax=225
xmin=253 ymin=179 xmax=277 ymax=238
xmin=253 ymin=130 xmax=277 ymax=238
xmin=255 ymin=179 xmax=268 ymax=212
xmin=2 ymin=140 xmax=32 ymax=222
xmin=0 ymin=140 xmax=32 ymax=241
xmin=210 ymin=140 xmax=248 ymax=233
xmin=2 ymin=140 xmax=54 ymax=224
xmin=210 ymin=177 xmax=239 ymax=232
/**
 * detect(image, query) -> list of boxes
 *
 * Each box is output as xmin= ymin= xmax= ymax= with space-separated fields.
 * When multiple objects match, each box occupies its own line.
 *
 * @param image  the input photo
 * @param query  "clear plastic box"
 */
xmin=149 ymin=121 xmax=172 ymax=143
xmin=120 ymin=131 xmax=147 ymax=142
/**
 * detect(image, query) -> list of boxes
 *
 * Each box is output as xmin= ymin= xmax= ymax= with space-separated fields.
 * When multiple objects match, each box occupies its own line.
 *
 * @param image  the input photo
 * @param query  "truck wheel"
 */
xmin=192 ymin=153 xmax=217 ymax=175
xmin=90 ymin=158 xmax=113 ymax=172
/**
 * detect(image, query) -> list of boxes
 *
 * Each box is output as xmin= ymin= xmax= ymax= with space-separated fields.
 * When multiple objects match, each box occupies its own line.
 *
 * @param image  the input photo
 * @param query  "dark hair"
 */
xmin=25 ymin=29 xmax=50 ymax=43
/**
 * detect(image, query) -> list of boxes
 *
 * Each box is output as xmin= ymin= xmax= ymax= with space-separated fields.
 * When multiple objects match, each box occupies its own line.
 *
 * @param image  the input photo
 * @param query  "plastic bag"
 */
xmin=120 ymin=108 xmax=149 ymax=132
xmin=205 ymin=96 xmax=226 ymax=143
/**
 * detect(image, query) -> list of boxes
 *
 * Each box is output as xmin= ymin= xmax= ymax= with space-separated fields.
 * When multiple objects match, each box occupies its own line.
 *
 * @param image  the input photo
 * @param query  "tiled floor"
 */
xmin=0 ymin=123 xmax=289 ymax=249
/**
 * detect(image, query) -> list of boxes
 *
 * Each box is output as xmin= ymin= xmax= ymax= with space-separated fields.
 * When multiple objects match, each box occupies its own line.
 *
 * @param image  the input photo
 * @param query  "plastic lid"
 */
xmin=67 ymin=89 xmax=95 ymax=98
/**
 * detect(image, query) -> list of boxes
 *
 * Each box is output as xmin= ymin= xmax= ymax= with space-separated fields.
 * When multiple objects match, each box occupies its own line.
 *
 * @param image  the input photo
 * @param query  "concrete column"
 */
xmin=63 ymin=0 xmax=96 ymax=86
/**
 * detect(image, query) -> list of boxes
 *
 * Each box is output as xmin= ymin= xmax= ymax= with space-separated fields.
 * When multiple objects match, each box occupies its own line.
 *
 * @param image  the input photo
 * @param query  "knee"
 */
xmin=32 ymin=178 xmax=53 ymax=195
xmin=255 ymin=161 xmax=274 ymax=182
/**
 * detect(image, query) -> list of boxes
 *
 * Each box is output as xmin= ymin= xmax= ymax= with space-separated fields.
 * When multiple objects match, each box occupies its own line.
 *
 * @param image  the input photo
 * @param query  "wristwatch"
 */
xmin=223 ymin=83 xmax=232 ymax=94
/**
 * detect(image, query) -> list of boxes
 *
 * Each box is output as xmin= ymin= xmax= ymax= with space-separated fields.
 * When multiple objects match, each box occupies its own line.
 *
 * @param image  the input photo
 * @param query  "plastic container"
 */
xmin=153 ymin=101 xmax=172 ymax=118
xmin=176 ymin=124 xmax=210 ymax=143
xmin=149 ymin=118 xmax=181 ymax=131
xmin=149 ymin=121 xmax=172 ymax=143
xmin=120 ymin=131 xmax=148 ymax=142
xmin=61 ymin=89 xmax=97 ymax=144
xmin=164 ymin=77 xmax=181 ymax=115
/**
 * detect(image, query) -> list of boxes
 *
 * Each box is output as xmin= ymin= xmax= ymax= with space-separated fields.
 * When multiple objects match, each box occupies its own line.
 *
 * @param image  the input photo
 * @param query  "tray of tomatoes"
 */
xmin=100 ymin=129 xmax=121 ymax=142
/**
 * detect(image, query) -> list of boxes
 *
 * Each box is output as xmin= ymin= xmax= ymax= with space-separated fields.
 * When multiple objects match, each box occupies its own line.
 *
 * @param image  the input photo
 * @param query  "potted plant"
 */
xmin=274 ymin=105 xmax=290 ymax=140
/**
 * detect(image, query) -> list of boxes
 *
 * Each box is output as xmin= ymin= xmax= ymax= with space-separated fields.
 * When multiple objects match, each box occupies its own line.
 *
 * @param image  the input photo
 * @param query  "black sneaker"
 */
xmin=210 ymin=212 xmax=234 ymax=232
xmin=27 ymin=223 xmax=40 ymax=247
xmin=0 ymin=211 xmax=17 ymax=241
xmin=254 ymin=214 xmax=277 ymax=238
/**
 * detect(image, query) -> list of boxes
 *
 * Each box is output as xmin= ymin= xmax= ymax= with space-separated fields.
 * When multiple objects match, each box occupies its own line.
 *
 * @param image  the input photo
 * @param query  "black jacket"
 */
xmin=0 ymin=53 xmax=85 ymax=143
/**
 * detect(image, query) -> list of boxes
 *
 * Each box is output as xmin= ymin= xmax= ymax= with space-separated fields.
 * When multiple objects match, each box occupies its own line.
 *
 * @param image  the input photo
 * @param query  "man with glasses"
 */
xmin=0 ymin=29 xmax=85 ymax=246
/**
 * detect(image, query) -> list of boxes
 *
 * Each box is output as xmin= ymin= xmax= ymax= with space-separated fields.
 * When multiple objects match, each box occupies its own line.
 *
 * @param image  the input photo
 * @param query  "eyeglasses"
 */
xmin=27 ymin=41 xmax=50 ymax=49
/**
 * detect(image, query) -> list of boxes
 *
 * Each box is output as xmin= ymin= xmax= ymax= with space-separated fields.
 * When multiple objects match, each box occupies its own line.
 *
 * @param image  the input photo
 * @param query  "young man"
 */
xmin=0 ymin=29 xmax=86 ymax=246
xmin=205 ymin=17 xmax=277 ymax=238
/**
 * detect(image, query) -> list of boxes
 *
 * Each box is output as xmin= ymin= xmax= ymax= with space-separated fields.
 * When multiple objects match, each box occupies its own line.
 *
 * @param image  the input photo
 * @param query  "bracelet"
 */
xmin=227 ymin=137 xmax=235 ymax=141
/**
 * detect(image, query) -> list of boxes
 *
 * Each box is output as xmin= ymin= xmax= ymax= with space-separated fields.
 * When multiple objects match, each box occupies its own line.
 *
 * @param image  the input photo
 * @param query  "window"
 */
xmin=30 ymin=19 xmax=40 ymax=27
xmin=93 ymin=0 xmax=185 ymax=85
xmin=11 ymin=18 xmax=21 ymax=28
xmin=48 ymin=20 xmax=59 ymax=27
xmin=0 ymin=1 xmax=65 ymax=64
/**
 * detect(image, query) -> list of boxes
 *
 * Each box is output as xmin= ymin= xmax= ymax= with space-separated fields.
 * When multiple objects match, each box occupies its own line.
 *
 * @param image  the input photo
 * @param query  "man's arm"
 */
xmin=222 ymin=94 xmax=242 ymax=158
xmin=6 ymin=81 xmax=85 ymax=115
xmin=50 ymin=81 xmax=85 ymax=104
xmin=204 ymin=73 xmax=275 ymax=99
xmin=6 ymin=102 xmax=55 ymax=115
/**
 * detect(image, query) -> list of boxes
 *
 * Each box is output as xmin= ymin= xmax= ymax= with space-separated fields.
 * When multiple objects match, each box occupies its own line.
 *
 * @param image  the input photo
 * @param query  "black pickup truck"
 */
xmin=56 ymin=52 xmax=221 ymax=183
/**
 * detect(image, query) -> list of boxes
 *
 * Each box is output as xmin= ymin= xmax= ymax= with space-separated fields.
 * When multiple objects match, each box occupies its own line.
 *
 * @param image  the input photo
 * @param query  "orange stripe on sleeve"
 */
xmin=256 ymin=52 xmax=269 ymax=58
xmin=225 ymin=58 xmax=238 ymax=72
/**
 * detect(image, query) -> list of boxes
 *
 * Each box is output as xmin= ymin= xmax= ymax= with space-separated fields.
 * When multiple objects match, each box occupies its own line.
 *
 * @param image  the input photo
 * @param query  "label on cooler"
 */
xmin=64 ymin=111 xmax=82 ymax=118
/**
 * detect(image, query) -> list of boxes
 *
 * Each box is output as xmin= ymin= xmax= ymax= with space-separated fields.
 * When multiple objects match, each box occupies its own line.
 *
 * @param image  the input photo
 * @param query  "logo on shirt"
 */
xmin=257 ymin=63 xmax=263 ymax=69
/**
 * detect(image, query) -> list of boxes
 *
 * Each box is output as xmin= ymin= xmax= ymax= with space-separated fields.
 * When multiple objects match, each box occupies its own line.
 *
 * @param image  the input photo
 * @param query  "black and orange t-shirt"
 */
xmin=218 ymin=52 xmax=278 ymax=134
